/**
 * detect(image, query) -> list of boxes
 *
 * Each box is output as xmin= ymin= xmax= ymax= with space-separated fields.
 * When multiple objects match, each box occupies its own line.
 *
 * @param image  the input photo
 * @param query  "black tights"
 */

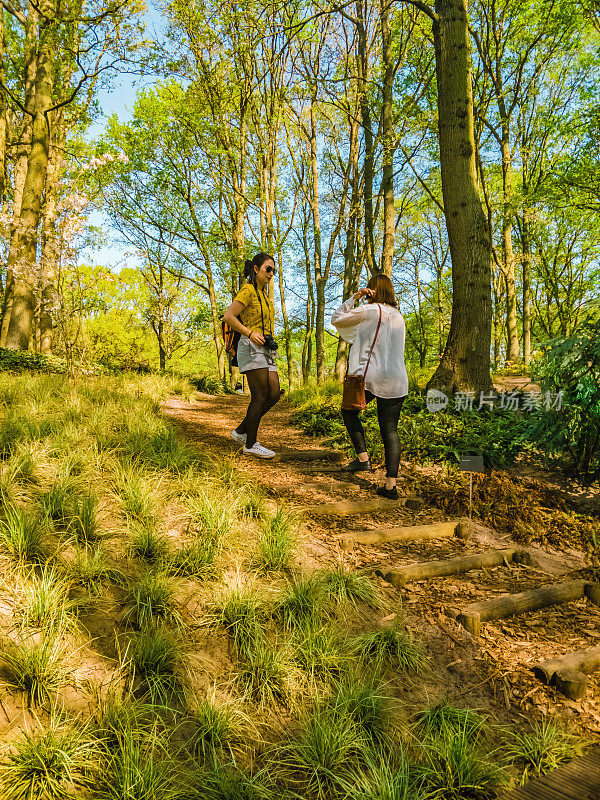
xmin=341 ymin=392 xmax=405 ymax=478
xmin=236 ymin=369 xmax=281 ymax=447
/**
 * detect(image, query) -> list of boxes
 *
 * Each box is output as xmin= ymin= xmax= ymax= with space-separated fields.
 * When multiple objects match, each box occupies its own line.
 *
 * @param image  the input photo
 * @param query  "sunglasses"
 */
xmin=265 ymin=265 xmax=276 ymax=274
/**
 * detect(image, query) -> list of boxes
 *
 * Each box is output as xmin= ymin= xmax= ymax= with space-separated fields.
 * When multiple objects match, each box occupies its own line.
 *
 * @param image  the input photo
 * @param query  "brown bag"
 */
xmin=341 ymin=304 xmax=382 ymax=411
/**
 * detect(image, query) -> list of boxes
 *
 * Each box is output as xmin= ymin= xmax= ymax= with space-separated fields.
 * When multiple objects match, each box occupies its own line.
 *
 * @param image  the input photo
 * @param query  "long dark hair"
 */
xmin=243 ymin=253 xmax=274 ymax=285
xmin=367 ymin=274 xmax=397 ymax=307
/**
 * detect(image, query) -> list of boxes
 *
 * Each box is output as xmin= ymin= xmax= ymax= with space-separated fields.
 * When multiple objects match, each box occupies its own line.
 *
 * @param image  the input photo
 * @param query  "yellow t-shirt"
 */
xmin=234 ymin=283 xmax=275 ymax=336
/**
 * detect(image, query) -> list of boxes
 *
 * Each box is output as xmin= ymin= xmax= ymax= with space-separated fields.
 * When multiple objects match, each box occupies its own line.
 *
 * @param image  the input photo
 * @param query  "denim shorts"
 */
xmin=236 ymin=336 xmax=278 ymax=373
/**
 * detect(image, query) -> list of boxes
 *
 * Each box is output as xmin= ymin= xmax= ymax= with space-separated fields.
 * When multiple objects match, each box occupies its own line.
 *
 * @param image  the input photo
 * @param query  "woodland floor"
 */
xmin=162 ymin=391 xmax=600 ymax=740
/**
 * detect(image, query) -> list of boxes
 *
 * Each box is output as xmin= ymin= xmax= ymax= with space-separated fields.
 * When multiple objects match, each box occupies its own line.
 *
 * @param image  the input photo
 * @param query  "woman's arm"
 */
xmin=223 ymin=301 xmax=265 ymax=346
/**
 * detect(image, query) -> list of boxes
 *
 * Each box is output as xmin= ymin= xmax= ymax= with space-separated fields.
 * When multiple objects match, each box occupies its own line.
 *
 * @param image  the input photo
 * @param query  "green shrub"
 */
xmin=527 ymin=314 xmax=600 ymax=484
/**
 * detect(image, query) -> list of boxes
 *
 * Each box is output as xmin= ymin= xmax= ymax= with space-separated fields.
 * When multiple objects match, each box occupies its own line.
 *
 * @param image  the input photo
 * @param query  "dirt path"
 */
xmin=163 ymin=393 xmax=600 ymax=737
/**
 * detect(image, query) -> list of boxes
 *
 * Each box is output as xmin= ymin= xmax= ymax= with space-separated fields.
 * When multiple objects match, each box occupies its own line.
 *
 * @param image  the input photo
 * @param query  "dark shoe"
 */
xmin=376 ymin=485 xmax=398 ymax=500
xmin=341 ymin=457 xmax=371 ymax=473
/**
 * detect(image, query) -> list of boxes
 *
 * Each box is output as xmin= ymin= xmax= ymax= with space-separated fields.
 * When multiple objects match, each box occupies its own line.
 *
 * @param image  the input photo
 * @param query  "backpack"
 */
xmin=221 ymin=316 xmax=241 ymax=367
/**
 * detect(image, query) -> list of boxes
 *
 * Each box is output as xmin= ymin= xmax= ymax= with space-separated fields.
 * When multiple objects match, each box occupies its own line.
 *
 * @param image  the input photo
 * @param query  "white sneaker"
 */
xmin=230 ymin=429 xmax=247 ymax=445
xmin=243 ymin=442 xmax=275 ymax=459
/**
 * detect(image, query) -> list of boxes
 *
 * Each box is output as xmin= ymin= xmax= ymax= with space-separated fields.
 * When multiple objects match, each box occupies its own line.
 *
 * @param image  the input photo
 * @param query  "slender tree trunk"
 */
xmin=500 ymin=122 xmax=519 ymax=362
xmin=308 ymin=101 xmax=326 ymax=384
xmin=426 ymin=0 xmax=493 ymax=394
xmin=521 ymin=139 xmax=531 ymax=366
xmin=380 ymin=0 xmax=395 ymax=276
xmin=356 ymin=0 xmax=375 ymax=274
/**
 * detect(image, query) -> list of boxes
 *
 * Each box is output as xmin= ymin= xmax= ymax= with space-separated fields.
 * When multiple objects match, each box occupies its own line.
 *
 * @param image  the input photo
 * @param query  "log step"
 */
xmin=336 ymin=519 xmax=466 ymax=547
xmin=304 ymin=498 xmax=400 ymax=516
xmin=278 ymin=449 xmax=344 ymax=463
xmin=533 ymin=645 xmax=600 ymax=700
xmin=379 ymin=548 xmax=520 ymax=589
xmin=457 ymin=580 xmax=600 ymax=637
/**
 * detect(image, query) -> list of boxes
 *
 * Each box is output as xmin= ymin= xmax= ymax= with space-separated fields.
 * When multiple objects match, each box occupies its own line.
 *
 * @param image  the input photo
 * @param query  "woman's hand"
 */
xmin=249 ymin=331 xmax=265 ymax=346
xmin=354 ymin=288 xmax=374 ymax=301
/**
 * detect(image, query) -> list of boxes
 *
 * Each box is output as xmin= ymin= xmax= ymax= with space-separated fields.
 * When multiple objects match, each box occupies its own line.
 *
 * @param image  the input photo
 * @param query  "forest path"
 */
xmin=162 ymin=392 xmax=600 ymax=740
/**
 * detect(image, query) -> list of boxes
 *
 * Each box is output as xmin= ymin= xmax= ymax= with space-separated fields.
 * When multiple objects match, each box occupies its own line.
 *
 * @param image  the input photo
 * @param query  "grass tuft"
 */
xmin=504 ymin=719 xmax=584 ymax=781
xmin=318 ymin=565 xmax=375 ymax=607
xmin=187 ymin=763 xmax=276 ymax=800
xmin=190 ymin=691 xmax=250 ymax=760
xmin=114 ymin=465 xmax=156 ymax=527
xmin=0 ymin=503 xmax=46 ymax=564
xmin=64 ymin=544 xmax=122 ymax=595
xmin=234 ymin=639 xmax=292 ymax=707
xmin=126 ymin=628 xmax=187 ymax=706
xmin=352 ymin=623 xmax=427 ymax=674
xmin=275 ymin=575 xmax=328 ymax=631
xmin=125 ymin=570 xmax=184 ymax=629
xmin=0 ymin=720 xmax=96 ymax=800
xmin=253 ymin=508 xmax=297 ymax=573
xmin=293 ymin=625 xmax=349 ymax=682
xmin=18 ymin=566 xmax=78 ymax=630
xmin=209 ymin=585 xmax=265 ymax=656
xmin=2 ymin=634 xmax=70 ymax=708
xmin=169 ymin=537 xmax=221 ymax=580
xmin=68 ymin=494 xmax=101 ymax=543
xmin=128 ymin=524 xmax=171 ymax=566
xmin=415 ymin=701 xmax=483 ymax=739
xmin=331 ymin=673 xmax=391 ymax=748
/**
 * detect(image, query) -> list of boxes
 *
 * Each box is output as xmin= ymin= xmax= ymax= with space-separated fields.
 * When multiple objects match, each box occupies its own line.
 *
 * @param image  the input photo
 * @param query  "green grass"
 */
xmin=125 ymin=571 xmax=184 ymax=629
xmin=18 ymin=566 xmax=78 ymax=630
xmin=415 ymin=701 xmax=483 ymax=739
xmin=253 ymin=508 xmax=297 ymax=573
xmin=0 ymin=720 xmax=97 ymax=800
xmin=1 ymin=634 xmax=70 ymax=708
xmin=169 ymin=537 xmax=221 ymax=579
xmin=187 ymin=492 xmax=232 ymax=542
xmin=344 ymin=751 xmax=424 ymax=800
xmin=40 ymin=478 xmax=76 ymax=524
xmin=234 ymin=639 xmax=293 ymax=707
xmin=0 ymin=503 xmax=46 ymax=564
xmin=504 ymin=719 xmax=584 ymax=781
xmin=129 ymin=524 xmax=171 ymax=566
xmin=68 ymin=494 xmax=101 ymax=543
xmin=352 ymin=623 xmax=427 ymax=674
xmin=317 ymin=566 xmax=376 ymax=607
xmin=64 ymin=544 xmax=122 ymax=595
xmin=126 ymin=628 xmax=187 ymax=706
xmin=275 ymin=575 xmax=328 ymax=631
xmin=277 ymin=702 xmax=366 ymax=799
xmin=293 ymin=625 xmax=350 ymax=682
xmin=95 ymin=728 xmax=182 ymax=800
xmin=209 ymin=586 xmax=265 ymax=656
xmin=114 ymin=465 xmax=157 ymax=527
xmin=186 ymin=763 xmax=277 ymax=800
xmin=190 ymin=693 xmax=250 ymax=759
xmin=330 ymin=673 xmax=391 ymax=748
xmin=416 ymin=720 xmax=507 ymax=799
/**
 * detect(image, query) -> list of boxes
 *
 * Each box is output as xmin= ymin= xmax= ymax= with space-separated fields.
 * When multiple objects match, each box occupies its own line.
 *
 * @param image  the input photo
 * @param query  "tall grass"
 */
xmin=2 ymin=634 xmax=70 ymax=708
xmin=125 ymin=628 xmax=187 ymax=706
xmin=18 ymin=566 xmax=78 ymax=630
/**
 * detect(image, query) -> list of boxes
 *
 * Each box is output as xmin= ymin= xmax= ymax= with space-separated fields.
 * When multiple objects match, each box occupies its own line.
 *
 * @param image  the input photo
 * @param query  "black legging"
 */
xmin=341 ymin=391 xmax=405 ymax=478
xmin=236 ymin=369 xmax=280 ymax=448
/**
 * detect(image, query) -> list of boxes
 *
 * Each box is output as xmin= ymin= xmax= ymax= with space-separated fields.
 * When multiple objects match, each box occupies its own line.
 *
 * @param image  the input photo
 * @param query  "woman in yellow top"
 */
xmin=223 ymin=252 xmax=280 ymax=458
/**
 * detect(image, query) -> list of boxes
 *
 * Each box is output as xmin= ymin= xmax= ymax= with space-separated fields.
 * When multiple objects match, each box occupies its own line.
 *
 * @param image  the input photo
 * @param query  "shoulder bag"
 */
xmin=341 ymin=303 xmax=382 ymax=411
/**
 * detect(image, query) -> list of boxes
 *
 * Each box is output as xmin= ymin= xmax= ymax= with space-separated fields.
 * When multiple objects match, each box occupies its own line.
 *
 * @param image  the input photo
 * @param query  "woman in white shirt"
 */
xmin=331 ymin=274 xmax=408 ymax=500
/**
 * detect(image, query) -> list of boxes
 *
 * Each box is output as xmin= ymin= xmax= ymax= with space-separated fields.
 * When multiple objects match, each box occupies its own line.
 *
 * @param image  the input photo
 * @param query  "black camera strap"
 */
xmin=254 ymin=284 xmax=270 ymax=336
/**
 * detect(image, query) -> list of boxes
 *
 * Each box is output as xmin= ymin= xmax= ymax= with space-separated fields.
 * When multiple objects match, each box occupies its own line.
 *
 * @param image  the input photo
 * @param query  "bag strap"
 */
xmin=363 ymin=304 xmax=382 ymax=380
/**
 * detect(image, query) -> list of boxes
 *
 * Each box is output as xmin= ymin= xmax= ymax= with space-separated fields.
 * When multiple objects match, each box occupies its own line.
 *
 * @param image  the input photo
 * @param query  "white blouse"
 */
xmin=331 ymin=298 xmax=408 ymax=399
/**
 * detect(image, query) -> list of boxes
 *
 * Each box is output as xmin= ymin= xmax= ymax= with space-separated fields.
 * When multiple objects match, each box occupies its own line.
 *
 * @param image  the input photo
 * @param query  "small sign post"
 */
xmin=458 ymin=450 xmax=485 ymax=519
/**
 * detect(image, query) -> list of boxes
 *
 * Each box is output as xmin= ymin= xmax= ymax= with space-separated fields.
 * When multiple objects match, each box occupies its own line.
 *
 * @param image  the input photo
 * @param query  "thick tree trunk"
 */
xmin=426 ymin=0 xmax=492 ymax=394
xmin=0 ymin=9 xmax=38 ymax=346
xmin=380 ymin=0 xmax=395 ymax=277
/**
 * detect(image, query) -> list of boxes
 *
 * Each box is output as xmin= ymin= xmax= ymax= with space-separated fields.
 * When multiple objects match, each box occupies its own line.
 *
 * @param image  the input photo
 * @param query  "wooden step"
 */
xmin=457 ymin=580 xmax=600 ymax=637
xmin=498 ymin=746 xmax=600 ymax=800
xmin=533 ymin=645 xmax=600 ymax=700
xmin=278 ymin=449 xmax=344 ymax=463
xmin=336 ymin=520 xmax=462 ymax=548
xmin=303 ymin=498 xmax=401 ymax=517
xmin=379 ymin=548 xmax=520 ymax=589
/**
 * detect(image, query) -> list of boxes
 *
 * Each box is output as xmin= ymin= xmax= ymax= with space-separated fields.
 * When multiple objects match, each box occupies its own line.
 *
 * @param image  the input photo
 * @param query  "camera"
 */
xmin=263 ymin=334 xmax=279 ymax=351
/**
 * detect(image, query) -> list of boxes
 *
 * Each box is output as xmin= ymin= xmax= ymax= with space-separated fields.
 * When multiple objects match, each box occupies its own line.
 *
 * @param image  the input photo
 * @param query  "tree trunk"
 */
xmin=521 ymin=145 xmax=531 ymax=366
xmin=0 ymin=8 xmax=38 ymax=346
xmin=308 ymin=102 xmax=326 ymax=384
xmin=356 ymin=0 xmax=375 ymax=274
xmin=6 ymin=15 xmax=55 ymax=351
xmin=380 ymin=0 xmax=395 ymax=277
xmin=426 ymin=0 xmax=492 ymax=394
xmin=500 ymin=125 xmax=519 ymax=362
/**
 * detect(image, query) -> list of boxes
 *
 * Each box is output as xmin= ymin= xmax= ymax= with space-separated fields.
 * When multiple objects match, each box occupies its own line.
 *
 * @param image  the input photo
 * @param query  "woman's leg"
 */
xmin=376 ymin=396 xmax=405 ymax=488
xmin=341 ymin=391 xmax=375 ymax=462
xmin=262 ymin=370 xmax=281 ymax=415
xmin=235 ymin=368 xmax=270 ymax=447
